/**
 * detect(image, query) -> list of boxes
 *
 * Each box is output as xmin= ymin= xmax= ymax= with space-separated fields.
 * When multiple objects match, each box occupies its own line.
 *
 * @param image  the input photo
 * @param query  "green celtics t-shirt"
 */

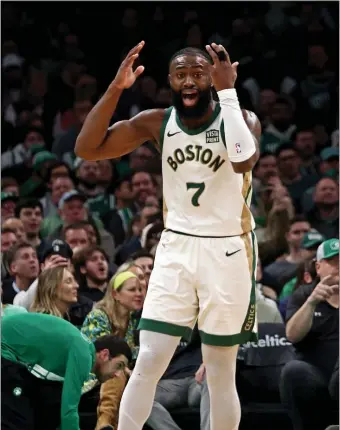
xmin=87 ymin=194 xmax=116 ymax=219
xmin=2 ymin=313 xmax=96 ymax=430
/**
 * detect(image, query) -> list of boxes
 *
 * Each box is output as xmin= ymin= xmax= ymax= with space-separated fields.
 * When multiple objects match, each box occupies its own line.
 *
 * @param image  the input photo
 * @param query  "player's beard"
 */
xmin=171 ymin=88 xmax=212 ymax=119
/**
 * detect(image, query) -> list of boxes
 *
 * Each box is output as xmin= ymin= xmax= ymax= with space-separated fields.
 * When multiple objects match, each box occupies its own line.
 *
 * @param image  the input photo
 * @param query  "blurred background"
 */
xmin=1 ymin=2 xmax=339 ymax=430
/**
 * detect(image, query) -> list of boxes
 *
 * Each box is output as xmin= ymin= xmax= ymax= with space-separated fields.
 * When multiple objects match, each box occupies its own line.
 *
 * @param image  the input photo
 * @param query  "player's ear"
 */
xmin=168 ymin=74 xmax=171 ymax=85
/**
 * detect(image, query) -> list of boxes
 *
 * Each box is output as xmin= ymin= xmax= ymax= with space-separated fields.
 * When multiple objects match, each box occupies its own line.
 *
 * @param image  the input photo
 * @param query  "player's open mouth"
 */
xmin=182 ymin=90 xmax=199 ymax=107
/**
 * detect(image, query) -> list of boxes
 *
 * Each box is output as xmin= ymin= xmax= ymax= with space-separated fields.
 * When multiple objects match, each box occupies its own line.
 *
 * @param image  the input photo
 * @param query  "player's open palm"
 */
xmin=112 ymin=41 xmax=145 ymax=90
xmin=307 ymin=275 xmax=339 ymax=305
xmin=205 ymin=42 xmax=239 ymax=91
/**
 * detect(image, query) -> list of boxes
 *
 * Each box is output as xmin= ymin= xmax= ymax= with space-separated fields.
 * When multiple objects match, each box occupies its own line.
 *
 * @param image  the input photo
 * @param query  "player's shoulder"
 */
xmin=130 ymin=108 xmax=168 ymax=128
xmin=130 ymin=108 xmax=172 ymax=147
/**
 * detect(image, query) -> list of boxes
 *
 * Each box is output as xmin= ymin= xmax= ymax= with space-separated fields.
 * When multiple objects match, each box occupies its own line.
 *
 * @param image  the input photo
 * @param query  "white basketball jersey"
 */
xmin=160 ymin=104 xmax=255 ymax=237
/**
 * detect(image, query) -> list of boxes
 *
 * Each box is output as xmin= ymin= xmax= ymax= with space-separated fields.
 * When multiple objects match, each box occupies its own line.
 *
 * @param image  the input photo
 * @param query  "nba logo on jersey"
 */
xmin=235 ymin=143 xmax=241 ymax=153
xmin=206 ymin=129 xmax=219 ymax=143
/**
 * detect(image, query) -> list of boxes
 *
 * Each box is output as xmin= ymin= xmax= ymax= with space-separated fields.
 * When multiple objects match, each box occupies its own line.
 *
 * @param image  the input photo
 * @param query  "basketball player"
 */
xmin=75 ymin=41 xmax=261 ymax=430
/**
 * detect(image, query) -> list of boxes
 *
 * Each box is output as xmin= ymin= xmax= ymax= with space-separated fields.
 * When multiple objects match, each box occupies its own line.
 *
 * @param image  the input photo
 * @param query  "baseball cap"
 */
xmin=1 ymin=192 xmax=19 ymax=203
xmin=301 ymin=230 xmax=325 ymax=250
xmin=316 ymin=238 xmax=339 ymax=261
xmin=320 ymin=147 xmax=339 ymax=161
xmin=42 ymin=239 xmax=73 ymax=262
xmin=58 ymin=190 xmax=87 ymax=210
xmin=33 ymin=151 xmax=57 ymax=171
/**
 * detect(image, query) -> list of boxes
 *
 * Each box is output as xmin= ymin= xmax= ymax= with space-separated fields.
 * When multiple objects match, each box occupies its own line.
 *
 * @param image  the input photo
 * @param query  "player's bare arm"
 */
xmin=75 ymin=41 xmax=164 ymax=160
xmin=206 ymin=43 xmax=261 ymax=174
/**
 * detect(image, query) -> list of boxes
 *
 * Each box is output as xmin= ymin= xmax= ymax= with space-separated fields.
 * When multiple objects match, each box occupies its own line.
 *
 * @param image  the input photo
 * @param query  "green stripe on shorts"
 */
xmin=240 ymin=230 xmax=257 ymax=336
xmin=138 ymin=318 xmax=193 ymax=340
xmin=199 ymin=330 xmax=258 ymax=347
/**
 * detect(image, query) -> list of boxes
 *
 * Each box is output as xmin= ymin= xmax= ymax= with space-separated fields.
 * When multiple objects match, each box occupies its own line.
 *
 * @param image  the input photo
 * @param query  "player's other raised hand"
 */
xmin=205 ymin=42 xmax=239 ymax=91
xmin=112 ymin=41 xmax=145 ymax=90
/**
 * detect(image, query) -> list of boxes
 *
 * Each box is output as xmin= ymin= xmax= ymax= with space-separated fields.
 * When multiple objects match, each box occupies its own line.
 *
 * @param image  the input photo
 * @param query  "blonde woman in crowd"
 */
xmin=30 ymin=266 xmax=79 ymax=318
xmin=82 ymin=263 xmax=145 ymax=360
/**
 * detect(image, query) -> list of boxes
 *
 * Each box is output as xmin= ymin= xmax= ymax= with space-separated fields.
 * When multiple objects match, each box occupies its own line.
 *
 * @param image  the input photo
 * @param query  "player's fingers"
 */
xmin=217 ymin=44 xmax=233 ymax=65
xmin=210 ymin=43 xmax=229 ymax=64
xmin=134 ymin=65 xmax=145 ymax=78
xmin=205 ymin=45 xmax=219 ymax=66
xmin=232 ymin=61 xmax=239 ymax=70
xmin=127 ymin=41 xmax=145 ymax=58
xmin=123 ymin=53 xmax=139 ymax=68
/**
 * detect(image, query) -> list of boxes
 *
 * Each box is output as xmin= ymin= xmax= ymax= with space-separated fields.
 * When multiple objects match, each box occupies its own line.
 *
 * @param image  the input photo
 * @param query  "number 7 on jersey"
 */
xmin=186 ymin=182 xmax=206 ymax=207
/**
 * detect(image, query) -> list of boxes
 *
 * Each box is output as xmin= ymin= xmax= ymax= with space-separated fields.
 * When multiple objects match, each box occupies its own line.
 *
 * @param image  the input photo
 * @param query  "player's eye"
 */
xmin=177 ymin=73 xmax=184 ymax=79
xmin=193 ymin=73 xmax=202 ymax=79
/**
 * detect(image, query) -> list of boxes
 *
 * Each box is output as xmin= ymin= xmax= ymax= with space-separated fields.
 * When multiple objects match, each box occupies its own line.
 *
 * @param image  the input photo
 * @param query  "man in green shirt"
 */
xmin=2 ymin=312 xmax=132 ymax=430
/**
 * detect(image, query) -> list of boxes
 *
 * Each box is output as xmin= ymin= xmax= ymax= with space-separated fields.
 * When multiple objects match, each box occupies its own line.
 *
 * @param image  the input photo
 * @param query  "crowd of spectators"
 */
xmin=1 ymin=2 xmax=339 ymax=430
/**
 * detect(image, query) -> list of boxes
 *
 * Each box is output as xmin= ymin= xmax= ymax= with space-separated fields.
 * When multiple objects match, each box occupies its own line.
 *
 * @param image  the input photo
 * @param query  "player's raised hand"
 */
xmin=112 ymin=41 xmax=145 ymax=90
xmin=205 ymin=43 xmax=239 ymax=91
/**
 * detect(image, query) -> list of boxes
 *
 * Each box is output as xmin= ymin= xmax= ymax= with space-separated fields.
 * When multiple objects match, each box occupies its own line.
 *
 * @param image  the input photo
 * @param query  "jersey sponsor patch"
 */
xmin=235 ymin=143 xmax=241 ymax=153
xmin=206 ymin=129 xmax=219 ymax=143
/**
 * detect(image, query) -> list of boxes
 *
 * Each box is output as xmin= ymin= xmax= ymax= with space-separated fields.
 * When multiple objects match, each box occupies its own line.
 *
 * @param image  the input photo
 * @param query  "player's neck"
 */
xmin=178 ymin=101 xmax=216 ymax=130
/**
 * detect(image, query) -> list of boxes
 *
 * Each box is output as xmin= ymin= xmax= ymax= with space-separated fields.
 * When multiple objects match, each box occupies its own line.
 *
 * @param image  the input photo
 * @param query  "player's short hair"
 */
xmin=94 ymin=335 xmax=132 ymax=362
xmin=169 ymin=47 xmax=212 ymax=67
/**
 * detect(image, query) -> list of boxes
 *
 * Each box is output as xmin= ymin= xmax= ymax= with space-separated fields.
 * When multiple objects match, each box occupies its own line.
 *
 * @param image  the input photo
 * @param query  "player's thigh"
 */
xmin=1 ymin=359 xmax=35 ymax=430
xmin=197 ymin=232 xmax=258 ymax=346
xmin=140 ymin=230 xmax=199 ymax=336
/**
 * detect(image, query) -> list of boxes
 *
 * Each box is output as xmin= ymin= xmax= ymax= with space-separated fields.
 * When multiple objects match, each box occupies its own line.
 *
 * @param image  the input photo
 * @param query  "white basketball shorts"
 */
xmin=138 ymin=229 xmax=258 ymax=346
